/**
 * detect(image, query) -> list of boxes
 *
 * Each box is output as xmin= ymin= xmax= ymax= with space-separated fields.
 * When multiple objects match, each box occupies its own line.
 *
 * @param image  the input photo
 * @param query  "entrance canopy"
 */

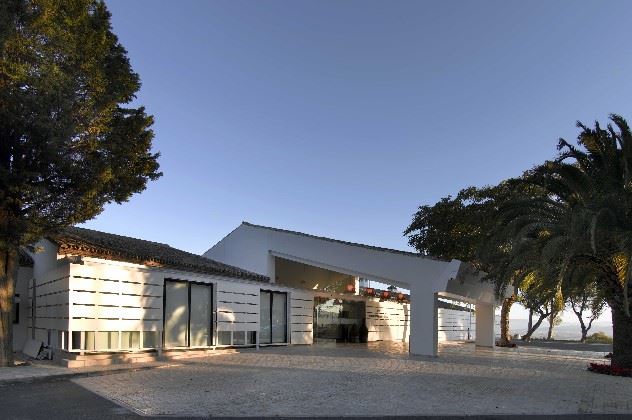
xmin=205 ymin=222 xmax=501 ymax=356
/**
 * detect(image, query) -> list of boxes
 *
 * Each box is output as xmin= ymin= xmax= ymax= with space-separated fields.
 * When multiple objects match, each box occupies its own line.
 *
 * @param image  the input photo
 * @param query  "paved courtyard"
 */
xmin=73 ymin=342 xmax=632 ymax=417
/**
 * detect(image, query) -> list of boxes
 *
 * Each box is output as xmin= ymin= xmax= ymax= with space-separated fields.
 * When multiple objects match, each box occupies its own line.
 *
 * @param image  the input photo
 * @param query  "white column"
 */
xmin=475 ymin=301 xmax=495 ymax=347
xmin=267 ymin=254 xmax=276 ymax=283
xmin=354 ymin=276 xmax=360 ymax=295
xmin=409 ymin=287 xmax=437 ymax=357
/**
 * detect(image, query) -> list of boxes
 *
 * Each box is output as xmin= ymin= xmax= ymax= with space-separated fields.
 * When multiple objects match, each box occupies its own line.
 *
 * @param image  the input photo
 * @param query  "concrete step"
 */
xmin=57 ymin=351 xmax=158 ymax=368
xmin=64 ymin=351 xmax=155 ymax=361
xmin=160 ymin=348 xmax=239 ymax=361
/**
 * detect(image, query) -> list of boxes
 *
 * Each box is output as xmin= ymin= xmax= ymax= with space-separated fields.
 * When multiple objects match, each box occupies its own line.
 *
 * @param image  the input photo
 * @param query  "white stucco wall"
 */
xmin=23 ymin=238 xmax=314 ymax=353
xmin=366 ymin=299 xmax=410 ymax=342
xmin=205 ymin=223 xmax=500 ymax=357
xmin=205 ymin=223 xmax=451 ymax=290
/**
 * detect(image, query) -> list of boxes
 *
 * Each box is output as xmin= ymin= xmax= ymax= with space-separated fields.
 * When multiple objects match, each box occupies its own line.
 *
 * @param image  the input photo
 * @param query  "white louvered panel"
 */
xmin=70 ymin=305 xmax=97 ymax=318
xmin=70 ymin=290 xmax=97 ymax=304
xmin=217 ymin=291 xmax=259 ymax=305
xmin=217 ymin=311 xmax=259 ymax=324
xmin=230 ymin=322 xmax=259 ymax=332
xmin=108 ymin=294 xmax=161 ymax=309
xmin=216 ymin=321 xmax=259 ymax=331
xmin=290 ymin=292 xmax=313 ymax=344
xmin=216 ymin=301 xmax=257 ymax=314
xmin=216 ymin=281 xmax=260 ymax=295
xmin=291 ymin=322 xmax=313 ymax=332
xmin=95 ymin=293 xmax=124 ymax=306
xmin=437 ymin=308 xmax=475 ymax=342
xmin=98 ymin=280 xmax=124 ymax=294
xmin=289 ymin=306 xmax=312 ymax=317
xmin=71 ymin=276 xmax=100 ymax=292
xmin=291 ymin=331 xmax=312 ymax=343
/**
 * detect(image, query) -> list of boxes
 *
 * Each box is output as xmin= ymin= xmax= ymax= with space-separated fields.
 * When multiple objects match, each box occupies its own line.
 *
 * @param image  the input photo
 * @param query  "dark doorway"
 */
xmin=313 ymin=297 xmax=366 ymax=343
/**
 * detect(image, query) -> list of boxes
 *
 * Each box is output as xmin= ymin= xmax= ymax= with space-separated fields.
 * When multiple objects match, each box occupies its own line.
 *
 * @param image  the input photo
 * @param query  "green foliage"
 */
xmin=406 ymin=114 xmax=632 ymax=365
xmin=585 ymin=332 xmax=613 ymax=344
xmin=0 ymin=0 xmax=161 ymax=366
xmin=0 ymin=0 xmax=161 ymax=247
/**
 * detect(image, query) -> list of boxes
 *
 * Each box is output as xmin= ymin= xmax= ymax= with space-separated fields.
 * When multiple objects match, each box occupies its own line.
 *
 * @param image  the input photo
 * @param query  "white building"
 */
xmin=12 ymin=223 xmax=499 ymax=366
xmin=205 ymin=222 xmax=499 ymax=357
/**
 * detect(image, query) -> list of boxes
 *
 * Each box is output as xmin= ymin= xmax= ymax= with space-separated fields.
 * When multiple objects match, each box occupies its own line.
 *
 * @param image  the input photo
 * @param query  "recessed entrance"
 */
xmin=313 ymin=297 xmax=366 ymax=343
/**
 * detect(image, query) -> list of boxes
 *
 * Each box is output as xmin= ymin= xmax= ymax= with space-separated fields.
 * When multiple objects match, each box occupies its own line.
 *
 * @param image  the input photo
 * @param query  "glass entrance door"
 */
xmin=313 ymin=298 xmax=365 ymax=343
xmin=164 ymin=280 xmax=189 ymax=347
xmin=189 ymin=283 xmax=212 ymax=346
xmin=164 ymin=280 xmax=213 ymax=348
xmin=260 ymin=291 xmax=287 ymax=344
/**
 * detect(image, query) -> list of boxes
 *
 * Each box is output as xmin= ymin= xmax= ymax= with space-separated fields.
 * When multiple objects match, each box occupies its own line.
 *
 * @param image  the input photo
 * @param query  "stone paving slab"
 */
xmin=72 ymin=342 xmax=632 ymax=417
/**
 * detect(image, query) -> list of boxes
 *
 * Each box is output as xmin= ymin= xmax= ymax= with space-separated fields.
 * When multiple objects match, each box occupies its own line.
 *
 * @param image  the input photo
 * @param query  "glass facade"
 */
xmin=163 ymin=280 xmax=213 ymax=348
xmin=313 ymin=298 xmax=366 ymax=342
xmin=260 ymin=290 xmax=287 ymax=344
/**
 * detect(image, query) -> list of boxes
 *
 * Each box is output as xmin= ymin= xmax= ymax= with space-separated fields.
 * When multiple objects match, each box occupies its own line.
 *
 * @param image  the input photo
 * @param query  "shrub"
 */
xmin=588 ymin=362 xmax=632 ymax=377
xmin=585 ymin=331 xmax=613 ymax=344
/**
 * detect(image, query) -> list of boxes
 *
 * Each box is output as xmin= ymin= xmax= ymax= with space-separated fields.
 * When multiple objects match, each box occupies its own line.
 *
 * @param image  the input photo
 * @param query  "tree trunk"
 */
xmin=547 ymin=312 xmax=556 ymax=340
xmin=527 ymin=309 xmax=533 ymax=332
xmin=498 ymin=291 xmax=516 ymax=346
xmin=611 ymin=304 xmax=632 ymax=369
xmin=521 ymin=313 xmax=549 ymax=340
xmin=572 ymin=309 xmax=589 ymax=343
xmin=0 ymin=247 xmax=19 ymax=367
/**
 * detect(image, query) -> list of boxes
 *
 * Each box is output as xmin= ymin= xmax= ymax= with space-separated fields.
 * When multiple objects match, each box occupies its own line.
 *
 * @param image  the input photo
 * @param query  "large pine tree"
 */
xmin=0 ymin=0 xmax=161 ymax=366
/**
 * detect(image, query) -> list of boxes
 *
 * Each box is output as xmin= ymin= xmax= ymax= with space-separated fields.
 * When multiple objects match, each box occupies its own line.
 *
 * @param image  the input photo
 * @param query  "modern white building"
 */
xmin=205 ymin=222 xmax=499 ymax=357
xmin=11 ymin=223 xmax=499 ymax=366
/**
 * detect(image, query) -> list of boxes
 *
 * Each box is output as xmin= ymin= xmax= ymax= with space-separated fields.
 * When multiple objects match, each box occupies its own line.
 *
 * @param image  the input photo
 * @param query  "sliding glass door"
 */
xmin=260 ymin=291 xmax=287 ymax=344
xmin=164 ymin=280 xmax=213 ymax=348
xmin=190 ymin=283 xmax=212 ymax=347
xmin=164 ymin=281 xmax=189 ymax=347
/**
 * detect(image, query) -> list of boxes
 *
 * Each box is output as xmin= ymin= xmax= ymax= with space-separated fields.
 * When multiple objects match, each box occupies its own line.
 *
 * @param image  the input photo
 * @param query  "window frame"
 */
xmin=260 ymin=289 xmax=288 ymax=345
xmin=162 ymin=279 xmax=214 ymax=348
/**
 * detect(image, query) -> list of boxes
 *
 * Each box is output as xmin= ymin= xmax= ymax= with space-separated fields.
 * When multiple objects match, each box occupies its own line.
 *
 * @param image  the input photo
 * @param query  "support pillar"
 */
xmin=475 ymin=301 xmax=495 ymax=347
xmin=409 ymin=287 xmax=437 ymax=357
xmin=267 ymin=254 xmax=276 ymax=283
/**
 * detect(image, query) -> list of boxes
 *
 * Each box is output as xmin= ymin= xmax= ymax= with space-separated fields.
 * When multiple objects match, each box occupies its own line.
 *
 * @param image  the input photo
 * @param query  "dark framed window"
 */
xmin=260 ymin=290 xmax=287 ymax=344
xmin=163 ymin=279 xmax=213 ymax=348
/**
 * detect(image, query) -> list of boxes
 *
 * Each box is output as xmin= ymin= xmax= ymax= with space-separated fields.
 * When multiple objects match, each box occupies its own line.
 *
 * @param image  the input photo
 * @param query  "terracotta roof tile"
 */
xmin=51 ymin=227 xmax=269 ymax=282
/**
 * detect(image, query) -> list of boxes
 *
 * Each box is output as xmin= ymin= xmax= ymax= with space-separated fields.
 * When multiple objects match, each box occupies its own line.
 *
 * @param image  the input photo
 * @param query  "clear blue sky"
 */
xmin=88 ymin=0 xmax=632 ymax=264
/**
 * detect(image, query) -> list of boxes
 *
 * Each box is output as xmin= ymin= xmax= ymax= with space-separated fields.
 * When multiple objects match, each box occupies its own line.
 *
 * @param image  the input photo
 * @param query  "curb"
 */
xmin=0 ymin=362 xmax=168 ymax=386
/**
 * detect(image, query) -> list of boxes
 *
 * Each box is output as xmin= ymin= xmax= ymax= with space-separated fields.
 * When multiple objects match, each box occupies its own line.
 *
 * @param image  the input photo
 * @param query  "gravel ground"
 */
xmin=73 ymin=341 xmax=631 ymax=417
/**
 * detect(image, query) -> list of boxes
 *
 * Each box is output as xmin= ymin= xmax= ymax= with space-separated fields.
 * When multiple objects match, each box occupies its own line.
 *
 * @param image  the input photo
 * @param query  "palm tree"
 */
xmin=500 ymin=115 xmax=632 ymax=368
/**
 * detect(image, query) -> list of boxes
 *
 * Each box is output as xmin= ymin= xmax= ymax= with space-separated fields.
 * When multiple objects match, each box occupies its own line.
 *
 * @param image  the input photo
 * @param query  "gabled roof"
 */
xmin=242 ymin=222 xmax=443 ymax=261
xmin=51 ymin=227 xmax=269 ymax=282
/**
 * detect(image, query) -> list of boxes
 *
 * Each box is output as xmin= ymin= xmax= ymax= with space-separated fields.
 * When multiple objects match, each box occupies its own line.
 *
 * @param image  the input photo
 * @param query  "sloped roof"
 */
xmin=51 ymin=227 xmax=269 ymax=282
xmin=242 ymin=222 xmax=444 ymax=261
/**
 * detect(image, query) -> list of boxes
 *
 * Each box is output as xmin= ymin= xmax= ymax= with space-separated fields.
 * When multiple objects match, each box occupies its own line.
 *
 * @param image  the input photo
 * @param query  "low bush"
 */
xmin=585 ymin=331 xmax=613 ymax=344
